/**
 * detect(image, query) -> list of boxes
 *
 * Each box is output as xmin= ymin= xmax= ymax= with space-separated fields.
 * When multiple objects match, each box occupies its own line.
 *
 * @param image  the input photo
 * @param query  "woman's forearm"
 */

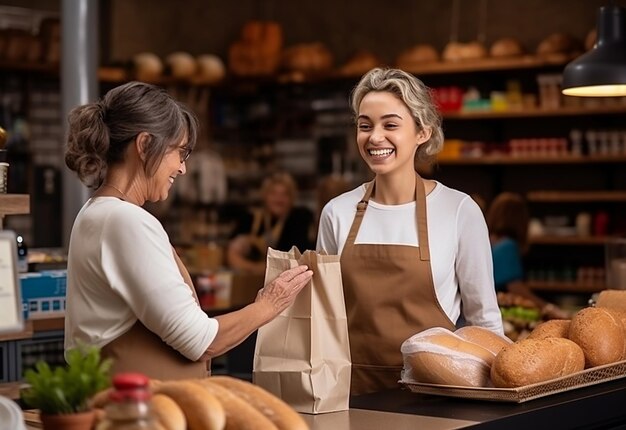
xmin=199 ymin=301 xmax=273 ymax=359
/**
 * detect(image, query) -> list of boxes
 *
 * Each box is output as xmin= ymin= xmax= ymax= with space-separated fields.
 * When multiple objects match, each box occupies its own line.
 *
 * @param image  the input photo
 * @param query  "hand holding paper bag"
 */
xmin=254 ymin=247 xmax=351 ymax=414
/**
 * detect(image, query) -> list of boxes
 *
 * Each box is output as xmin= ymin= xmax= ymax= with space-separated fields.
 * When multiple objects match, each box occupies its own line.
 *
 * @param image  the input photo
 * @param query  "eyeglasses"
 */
xmin=179 ymin=146 xmax=193 ymax=163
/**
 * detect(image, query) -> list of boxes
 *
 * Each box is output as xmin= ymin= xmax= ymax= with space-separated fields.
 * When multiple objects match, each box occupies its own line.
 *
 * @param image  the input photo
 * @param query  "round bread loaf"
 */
xmin=455 ymin=326 xmax=512 ymax=355
xmin=568 ymin=307 xmax=624 ymax=368
xmin=527 ymin=319 xmax=570 ymax=340
xmin=401 ymin=327 xmax=494 ymax=387
xmin=133 ymin=52 xmax=163 ymax=82
xmin=490 ymin=37 xmax=525 ymax=57
xmin=166 ymin=51 xmax=197 ymax=79
xmin=396 ymin=44 xmax=439 ymax=69
xmin=491 ymin=337 xmax=585 ymax=388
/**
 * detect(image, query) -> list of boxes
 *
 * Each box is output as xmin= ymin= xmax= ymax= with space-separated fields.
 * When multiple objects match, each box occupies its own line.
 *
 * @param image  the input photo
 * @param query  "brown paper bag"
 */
xmin=253 ymin=247 xmax=351 ymax=414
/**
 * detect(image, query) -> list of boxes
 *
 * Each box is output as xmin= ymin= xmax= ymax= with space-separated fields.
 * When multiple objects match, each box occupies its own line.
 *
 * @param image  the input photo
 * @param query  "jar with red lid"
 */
xmin=96 ymin=373 xmax=162 ymax=430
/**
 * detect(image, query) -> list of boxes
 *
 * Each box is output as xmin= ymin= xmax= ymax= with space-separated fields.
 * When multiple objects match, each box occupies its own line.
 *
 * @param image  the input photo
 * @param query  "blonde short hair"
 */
xmin=261 ymin=172 xmax=297 ymax=202
xmin=351 ymin=67 xmax=444 ymax=161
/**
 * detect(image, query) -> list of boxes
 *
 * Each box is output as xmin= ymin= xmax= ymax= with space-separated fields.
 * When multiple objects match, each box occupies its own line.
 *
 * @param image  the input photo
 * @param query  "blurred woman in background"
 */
xmin=227 ymin=172 xmax=314 ymax=275
xmin=487 ymin=192 xmax=568 ymax=320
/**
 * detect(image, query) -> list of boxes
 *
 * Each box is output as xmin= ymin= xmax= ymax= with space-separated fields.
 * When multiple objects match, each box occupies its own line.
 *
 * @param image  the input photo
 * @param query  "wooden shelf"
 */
xmin=0 ymin=60 xmax=58 ymax=74
xmin=442 ymin=105 xmax=626 ymax=120
xmin=528 ymin=235 xmax=609 ymax=246
xmin=0 ymin=194 xmax=30 ymax=216
xmin=401 ymin=54 xmax=573 ymax=75
xmin=527 ymin=191 xmax=626 ymax=203
xmin=524 ymin=281 xmax=605 ymax=293
xmin=437 ymin=155 xmax=626 ymax=165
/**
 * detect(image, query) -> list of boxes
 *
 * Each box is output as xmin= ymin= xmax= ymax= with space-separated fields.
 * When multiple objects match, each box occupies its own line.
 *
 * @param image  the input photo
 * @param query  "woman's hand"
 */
xmin=256 ymin=265 xmax=313 ymax=318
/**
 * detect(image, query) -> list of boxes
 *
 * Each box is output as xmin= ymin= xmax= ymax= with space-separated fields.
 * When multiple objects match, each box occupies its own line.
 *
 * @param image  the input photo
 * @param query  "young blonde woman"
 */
xmin=316 ymin=68 xmax=502 ymax=395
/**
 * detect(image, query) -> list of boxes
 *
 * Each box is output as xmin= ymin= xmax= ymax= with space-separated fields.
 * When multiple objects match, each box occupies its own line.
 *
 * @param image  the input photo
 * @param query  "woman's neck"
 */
xmin=372 ymin=170 xmax=417 ymax=205
xmin=96 ymin=167 xmax=145 ymax=206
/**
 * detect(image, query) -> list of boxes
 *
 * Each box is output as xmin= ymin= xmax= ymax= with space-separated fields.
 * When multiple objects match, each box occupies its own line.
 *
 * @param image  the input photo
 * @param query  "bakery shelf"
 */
xmin=442 ymin=105 xmax=626 ymax=119
xmin=523 ymin=281 xmax=605 ymax=293
xmin=437 ymin=155 xmax=626 ymax=165
xmin=528 ymin=235 xmax=609 ymax=246
xmin=526 ymin=191 xmax=626 ymax=203
xmin=0 ymin=60 xmax=58 ymax=74
xmin=0 ymin=194 xmax=30 ymax=216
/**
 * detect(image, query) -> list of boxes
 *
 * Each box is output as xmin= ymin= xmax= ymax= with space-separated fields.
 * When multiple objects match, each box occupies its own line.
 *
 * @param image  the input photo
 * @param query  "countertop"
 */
xmin=301 ymin=378 xmax=626 ymax=430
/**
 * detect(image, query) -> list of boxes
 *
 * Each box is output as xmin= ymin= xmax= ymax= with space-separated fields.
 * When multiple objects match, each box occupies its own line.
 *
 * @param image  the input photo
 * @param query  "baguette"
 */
xmin=455 ymin=326 xmax=512 ymax=355
xmin=209 ymin=376 xmax=308 ymax=430
xmin=155 ymin=380 xmax=225 ymax=430
xmin=491 ymin=337 xmax=585 ymax=388
xmin=193 ymin=378 xmax=278 ymax=430
xmin=152 ymin=393 xmax=186 ymax=430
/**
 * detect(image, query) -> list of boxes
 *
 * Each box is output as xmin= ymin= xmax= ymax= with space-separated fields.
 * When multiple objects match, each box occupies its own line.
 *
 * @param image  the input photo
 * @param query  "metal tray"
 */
xmin=401 ymin=359 xmax=626 ymax=403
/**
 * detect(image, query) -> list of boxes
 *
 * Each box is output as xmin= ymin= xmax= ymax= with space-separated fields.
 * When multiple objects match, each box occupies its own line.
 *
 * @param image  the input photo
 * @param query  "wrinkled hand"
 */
xmin=256 ymin=265 xmax=313 ymax=317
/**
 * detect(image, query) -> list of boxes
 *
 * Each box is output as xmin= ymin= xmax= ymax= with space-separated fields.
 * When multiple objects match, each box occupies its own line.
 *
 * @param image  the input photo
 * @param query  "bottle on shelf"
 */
xmin=96 ymin=373 xmax=161 ymax=430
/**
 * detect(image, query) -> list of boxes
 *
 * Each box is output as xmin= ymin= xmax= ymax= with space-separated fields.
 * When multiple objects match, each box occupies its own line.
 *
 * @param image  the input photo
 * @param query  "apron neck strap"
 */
xmin=346 ymin=176 xmax=431 ymax=261
xmin=414 ymin=174 xmax=430 ymax=261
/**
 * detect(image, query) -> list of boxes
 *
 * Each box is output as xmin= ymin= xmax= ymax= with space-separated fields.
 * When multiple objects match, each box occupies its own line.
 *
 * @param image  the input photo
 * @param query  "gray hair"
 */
xmin=65 ymin=81 xmax=198 ymax=188
xmin=350 ymin=68 xmax=444 ymax=161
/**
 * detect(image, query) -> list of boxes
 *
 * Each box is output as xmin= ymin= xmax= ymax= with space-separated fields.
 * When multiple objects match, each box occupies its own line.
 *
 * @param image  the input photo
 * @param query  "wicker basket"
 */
xmin=401 ymin=359 xmax=626 ymax=403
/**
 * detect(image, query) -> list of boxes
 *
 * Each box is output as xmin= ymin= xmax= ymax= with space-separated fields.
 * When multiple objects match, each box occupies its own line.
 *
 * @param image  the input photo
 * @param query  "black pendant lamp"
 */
xmin=562 ymin=4 xmax=626 ymax=97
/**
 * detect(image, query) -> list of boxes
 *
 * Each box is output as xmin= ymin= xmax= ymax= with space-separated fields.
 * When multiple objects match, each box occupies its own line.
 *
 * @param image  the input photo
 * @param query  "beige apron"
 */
xmin=340 ymin=174 xmax=456 ymax=395
xmin=101 ymin=249 xmax=209 ymax=380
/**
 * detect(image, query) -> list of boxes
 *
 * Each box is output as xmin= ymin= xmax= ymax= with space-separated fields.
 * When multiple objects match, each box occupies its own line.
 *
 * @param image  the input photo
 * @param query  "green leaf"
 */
xmin=20 ymin=341 xmax=112 ymax=414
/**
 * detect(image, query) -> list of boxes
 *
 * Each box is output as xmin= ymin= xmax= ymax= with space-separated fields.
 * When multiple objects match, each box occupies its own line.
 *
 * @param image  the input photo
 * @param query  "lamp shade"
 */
xmin=562 ymin=5 xmax=626 ymax=97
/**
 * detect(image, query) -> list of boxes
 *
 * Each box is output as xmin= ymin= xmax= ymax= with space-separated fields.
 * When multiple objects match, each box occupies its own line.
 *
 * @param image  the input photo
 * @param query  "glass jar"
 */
xmin=96 ymin=373 xmax=161 ymax=430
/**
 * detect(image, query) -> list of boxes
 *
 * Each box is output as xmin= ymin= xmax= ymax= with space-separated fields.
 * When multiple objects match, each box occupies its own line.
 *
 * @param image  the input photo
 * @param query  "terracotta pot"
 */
xmin=40 ymin=410 xmax=96 ymax=430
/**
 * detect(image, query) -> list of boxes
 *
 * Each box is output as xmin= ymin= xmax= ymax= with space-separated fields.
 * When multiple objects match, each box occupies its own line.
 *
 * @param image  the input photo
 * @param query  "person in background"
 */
xmin=316 ymin=67 xmax=503 ymax=395
xmin=227 ymin=172 xmax=314 ymax=275
xmin=64 ymin=82 xmax=313 ymax=380
xmin=487 ymin=192 xmax=569 ymax=320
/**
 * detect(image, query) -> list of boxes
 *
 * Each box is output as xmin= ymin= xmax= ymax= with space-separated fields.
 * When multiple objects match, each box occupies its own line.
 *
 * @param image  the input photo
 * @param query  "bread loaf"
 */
xmin=569 ymin=307 xmax=624 ymax=368
xmin=395 ymin=44 xmax=439 ymax=70
xmin=527 ymin=319 xmax=570 ymax=340
xmin=596 ymin=290 xmax=626 ymax=313
xmin=152 ymin=394 xmax=186 ymax=430
xmin=210 ymin=376 xmax=308 ymax=430
xmin=193 ymin=378 xmax=277 ymax=430
xmin=491 ymin=337 xmax=585 ymax=388
xmin=455 ymin=326 xmax=512 ymax=355
xmin=401 ymin=327 xmax=494 ymax=387
xmin=155 ymin=381 xmax=225 ymax=430
xmin=489 ymin=37 xmax=525 ymax=57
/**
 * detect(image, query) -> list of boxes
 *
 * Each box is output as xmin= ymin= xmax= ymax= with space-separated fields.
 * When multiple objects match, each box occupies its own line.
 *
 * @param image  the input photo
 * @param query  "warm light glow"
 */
xmin=562 ymin=84 xmax=626 ymax=97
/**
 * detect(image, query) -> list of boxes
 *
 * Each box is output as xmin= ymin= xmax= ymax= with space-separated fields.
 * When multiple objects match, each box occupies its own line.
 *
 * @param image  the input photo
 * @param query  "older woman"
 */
xmin=64 ymin=81 xmax=312 ymax=380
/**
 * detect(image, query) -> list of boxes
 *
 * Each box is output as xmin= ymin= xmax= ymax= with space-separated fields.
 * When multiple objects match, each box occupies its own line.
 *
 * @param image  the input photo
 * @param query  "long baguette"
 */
xmin=155 ymin=380 xmax=225 ymax=430
xmin=194 ymin=378 xmax=278 ymax=430
xmin=209 ymin=376 xmax=308 ymax=430
xmin=152 ymin=393 xmax=186 ymax=430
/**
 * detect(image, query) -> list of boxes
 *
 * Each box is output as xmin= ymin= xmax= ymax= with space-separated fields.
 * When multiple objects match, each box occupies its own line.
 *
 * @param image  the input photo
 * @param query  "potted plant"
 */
xmin=21 ymin=343 xmax=112 ymax=430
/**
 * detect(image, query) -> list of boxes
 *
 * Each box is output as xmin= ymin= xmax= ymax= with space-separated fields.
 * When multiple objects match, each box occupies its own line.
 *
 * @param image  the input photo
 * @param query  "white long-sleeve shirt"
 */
xmin=316 ymin=181 xmax=503 ymax=334
xmin=65 ymin=197 xmax=218 ymax=360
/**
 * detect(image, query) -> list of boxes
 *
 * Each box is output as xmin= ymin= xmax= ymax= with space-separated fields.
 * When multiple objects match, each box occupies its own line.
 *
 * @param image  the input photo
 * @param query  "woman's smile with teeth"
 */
xmin=368 ymin=148 xmax=394 ymax=157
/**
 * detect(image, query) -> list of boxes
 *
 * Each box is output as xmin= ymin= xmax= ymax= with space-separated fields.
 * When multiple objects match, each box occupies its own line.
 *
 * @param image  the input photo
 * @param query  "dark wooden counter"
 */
xmin=301 ymin=378 xmax=626 ymax=430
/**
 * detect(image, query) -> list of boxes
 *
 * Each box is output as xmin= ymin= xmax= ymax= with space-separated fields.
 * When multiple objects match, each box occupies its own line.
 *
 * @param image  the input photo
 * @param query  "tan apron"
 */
xmin=340 ymin=174 xmax=456 ymax=395
xmin=248 ymin=208 xmax=286 ymax=260
xmin=101 ymin=249 xmax=209 ymax=380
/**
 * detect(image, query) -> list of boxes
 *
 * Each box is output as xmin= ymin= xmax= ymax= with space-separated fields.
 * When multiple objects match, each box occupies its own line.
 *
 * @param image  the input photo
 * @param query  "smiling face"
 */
xmin=145 ymin=133 xmax=189 ymax=202
xmin=356 ymin=91 xmax=428 ymax=177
